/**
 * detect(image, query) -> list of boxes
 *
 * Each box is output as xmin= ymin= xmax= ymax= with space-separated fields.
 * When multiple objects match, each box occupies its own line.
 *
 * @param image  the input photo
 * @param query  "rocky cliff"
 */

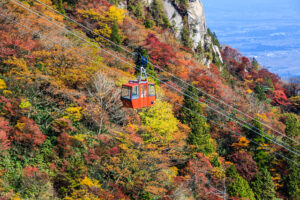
xmin=141 ymin=0 xmax=223 ymax=65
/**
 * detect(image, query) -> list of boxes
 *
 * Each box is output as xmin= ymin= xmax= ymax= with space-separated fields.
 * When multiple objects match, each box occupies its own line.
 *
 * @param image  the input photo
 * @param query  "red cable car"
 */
xmin=121 ymin=65 xmax=156 ymax=109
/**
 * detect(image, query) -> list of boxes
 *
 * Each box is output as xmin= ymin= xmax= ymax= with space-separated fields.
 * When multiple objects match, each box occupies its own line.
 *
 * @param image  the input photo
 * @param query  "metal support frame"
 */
xmin=138 ymin=66 xmax=148 ymax=83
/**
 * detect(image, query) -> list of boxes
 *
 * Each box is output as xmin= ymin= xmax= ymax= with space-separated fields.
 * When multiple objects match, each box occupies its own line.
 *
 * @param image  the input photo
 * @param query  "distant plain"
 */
xmin=202 ymin=0 xmax=300 ymax=79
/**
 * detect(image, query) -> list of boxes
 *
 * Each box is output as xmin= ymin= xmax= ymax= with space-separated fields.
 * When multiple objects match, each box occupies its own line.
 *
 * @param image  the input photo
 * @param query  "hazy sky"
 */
xmin=202 ymin=0 xmax=300 ymax=78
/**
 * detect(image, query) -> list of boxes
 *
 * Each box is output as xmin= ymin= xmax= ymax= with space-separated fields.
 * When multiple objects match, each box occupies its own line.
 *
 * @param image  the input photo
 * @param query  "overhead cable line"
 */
xmin=13 ymin=0 xmax=300 ymax=155
xmin=0 ymin=12 xmax=298 ymax=167
xmin=6 ymin=0 xmax=300 ymax=157
xmin=11 ymin=0 xmax=299 ymax=155
xmin=32 ymin=0 xmax=297 ymax=145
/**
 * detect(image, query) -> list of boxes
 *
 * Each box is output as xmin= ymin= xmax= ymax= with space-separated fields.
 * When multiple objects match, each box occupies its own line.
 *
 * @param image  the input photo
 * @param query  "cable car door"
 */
xmin=141 ymin=84 xmax=147 ymax=108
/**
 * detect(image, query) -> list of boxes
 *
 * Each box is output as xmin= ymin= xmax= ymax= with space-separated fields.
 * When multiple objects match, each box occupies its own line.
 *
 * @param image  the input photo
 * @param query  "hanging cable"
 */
xmin=5 ymin=0 xmax=300 ymax=157
xmin=32 ymin=0 xmax=296 ymax=145
xmin=0 ymin=12 xmax=298 ymax=167
xmin=10 ymin=0 xmax=300 ymax=154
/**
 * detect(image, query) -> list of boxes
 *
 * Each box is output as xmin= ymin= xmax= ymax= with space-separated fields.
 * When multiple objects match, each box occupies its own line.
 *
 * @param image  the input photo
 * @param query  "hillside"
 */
xmin=0 ymin=0 xmax=299 ymax=199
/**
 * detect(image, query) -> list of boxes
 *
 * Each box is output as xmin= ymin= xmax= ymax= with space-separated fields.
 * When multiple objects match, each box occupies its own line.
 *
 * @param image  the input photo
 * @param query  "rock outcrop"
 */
xmin=137 ymin=0 xmax=223 ymax=65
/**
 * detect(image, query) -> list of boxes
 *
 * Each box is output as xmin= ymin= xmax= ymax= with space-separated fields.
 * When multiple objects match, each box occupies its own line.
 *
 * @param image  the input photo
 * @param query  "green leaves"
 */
xmin=251 ymin=169 xmax=276 ymax=200
xmin=226 ymin=165 xmax=255 ymax=200
xmin=180 ymin=85 xmax=215 ymax=154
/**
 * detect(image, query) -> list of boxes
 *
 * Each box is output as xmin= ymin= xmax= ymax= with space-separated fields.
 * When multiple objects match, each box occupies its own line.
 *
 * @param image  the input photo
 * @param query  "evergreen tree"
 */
xmin=251 ymin=169 xmax=276 ymax=200
xmin=254 ymin=84 xmax=267 ymax=101
xmin=150 ymin=0 xmax=170 ymax=28
xmin=282 ymin=114 xmax=300 ymax=199
xmin=226 ymin=165 xmax=255 ymax=200
xmin=127 ymin=0 xmax=145 ymax=20
xmin=110 ymin=21 xmax=121 ymax=51
xmin=245 ymin=119 xmax=272 ymax=170
xmin=251 ymin=57 xmax=259 ymax=70
xmin=52 ymin=0 xmax=65 ymax=14
xmin=180 ymin=85 xmax=214 ymax=154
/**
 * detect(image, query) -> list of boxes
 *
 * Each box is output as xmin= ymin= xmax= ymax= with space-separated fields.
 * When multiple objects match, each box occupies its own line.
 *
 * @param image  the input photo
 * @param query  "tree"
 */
xmin=52 ymin=0 xmax=66 ymax=14
xmin=251 ymin=169 xmax=276 ymax=200
xmin=150 ymin=0 xmax=170 ymax=28
xmin=254 ymin=84 xmax=267 ymax=101
xmin=271 ymin=90 xmax=289 ymax=106
xmin=180 ymin=85 xmax=215 ymax=154
xmin=289 ymin=95 xmax=300 ymax=114
xmin=127 ymin=0 xmax=145 ymax=20
xmin=110 ymin=21 xmax=121 ymax=51
xmin=283 ymin=77 xmax=300 ymax=97
xmin=244 ymin=119 xmax=272 ymax=170
xmin=251 ymin=57 xmax=259 ymax=71
xmin=281 ymin=114 xmax=300 ymax=199
xmin=139 ymin=100 xmax=179 ymax=143
xmin=226 ymin=165 xmax=255 ymax=200
xmin=231 ymin=151 xmax=258 ymax=182
xmin=89 ymin=72 xmax=125 ymax=133
xmin=181 ymin=16 xmax=192 ymax=48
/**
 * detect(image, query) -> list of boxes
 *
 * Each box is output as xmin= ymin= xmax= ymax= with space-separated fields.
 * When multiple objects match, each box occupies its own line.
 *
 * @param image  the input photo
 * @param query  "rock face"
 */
xmin=139 ymin=0 xmax=223 ymax=65
xmin=187 ymin=0 xmax=207 ymax=48
xmin=163 ymin=0 xmax=222 ymax=65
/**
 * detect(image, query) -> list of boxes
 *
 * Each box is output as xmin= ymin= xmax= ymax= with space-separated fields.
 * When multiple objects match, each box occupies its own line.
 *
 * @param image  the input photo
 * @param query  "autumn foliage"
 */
xmin=0 ymin=0 xmax=298 ymax=199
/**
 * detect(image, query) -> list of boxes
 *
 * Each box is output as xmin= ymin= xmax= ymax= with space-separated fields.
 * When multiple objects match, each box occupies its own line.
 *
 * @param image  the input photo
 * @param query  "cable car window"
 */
xmin=148 ymin=84 xmax=155 ymax=96
xmin=132 ymin=86 xmax=139 ymax=99
xmin=121 ymin=86 xmax=131 ymax=99
xmin=144 ymin=85 xmax=147 ymax=97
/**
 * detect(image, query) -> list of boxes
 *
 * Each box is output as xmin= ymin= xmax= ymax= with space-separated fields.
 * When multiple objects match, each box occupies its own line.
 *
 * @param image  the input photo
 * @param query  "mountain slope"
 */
xmin=0 ymin=0 xmax=299 ymax=199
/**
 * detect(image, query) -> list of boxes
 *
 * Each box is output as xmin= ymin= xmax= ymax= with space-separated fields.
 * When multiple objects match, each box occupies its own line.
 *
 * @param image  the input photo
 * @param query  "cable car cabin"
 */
xmin=121 ymin=80 xmax=156 ymax=109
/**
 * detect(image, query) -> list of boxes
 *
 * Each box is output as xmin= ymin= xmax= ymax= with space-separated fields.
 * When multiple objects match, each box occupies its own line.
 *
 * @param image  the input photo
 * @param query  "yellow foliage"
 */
xmin=93 ymin=21 xmax=112 ymax=43
xmin=232 ymin=137 xmax=250 ymax=148
xmin=80 ymin=176 xmax=101 ymax=188
xmin=71 ymin=134 xmax=87 ymax=143
xmin=125 ymin=123 xmax=139 ymax=132
xmin=106 ymin=5 xmax=126 ymax=24
xmin=164 ymin=167 xmax=178 ymax=182
xmin=64 ymin=192 xmax=102 ymax=200
xmin=0 ymin=79 xmax=6 ymax=90
xmin=19 ymin=99 xmax=32 ymax=109
xmin=15 ymin=122 xmax=25 ymax=130
xmin=64 ymin=106 xmax=82 ymax=122
xmin=3 ymin=57 xmax=31 ymax=81
xmin=119 ymin=143 xmax=128 ymax=150
xmin=210 ymin=167 xmax=224 ymax=179
xmin=290 ymin=96 xmax=300 ymax=107
xmin=139 ymin=100 xmax=179 ymax=143
xmin=32 ymin=47 xmax=99 ymax=88
xmin=225 ymin=161 xmax=233 ymax=166
xmin=255 ymin=113 xmax=269 ymax=122
xmin=3 ymin=90 xmax=13 ymax=95
xmin=247 ymin=88 xmax=253 ymax=94
xmin=77 ymin=8 xmax=102 ymax=20
xmin=78 ymin=6 xmax=125 ymax=45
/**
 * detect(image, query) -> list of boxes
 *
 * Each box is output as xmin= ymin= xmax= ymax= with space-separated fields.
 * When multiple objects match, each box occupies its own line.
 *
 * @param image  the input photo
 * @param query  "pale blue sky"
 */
xmin=202 ymin=0 xmax=300 ymax=78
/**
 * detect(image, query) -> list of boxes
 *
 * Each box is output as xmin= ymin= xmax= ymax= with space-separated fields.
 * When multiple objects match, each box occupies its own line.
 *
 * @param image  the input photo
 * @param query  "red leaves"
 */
xmin=0 ymin=96 xmax=14 ymax=116
xmin=106 ymin=146 xmax=120 ymax=155
xmin=0 ymin=31 xmax=36 ymax=58
xmin=56 ymin=132 xmax=73 ymax=158
xmin=0 ymin=117 xmax=11 ymax=151
xmin=23 ymin=166 xmax=40 ymax=178
xmin=271 ymin=90 xmax=290 ymax=106
xmin=52 ymin=118 xmax=75 ymax=133
xmin=12 ymin=117 xmax=46 ymax=151
xmin=145 ymin=33 xmax=176 ymax=67
xmin=84 ymin=149 xmax=101 ymax=164
xmin=231 ymin=151 xmax=258 ymax=182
